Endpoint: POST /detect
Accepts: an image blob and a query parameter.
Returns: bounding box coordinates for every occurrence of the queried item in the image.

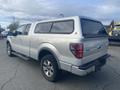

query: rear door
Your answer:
[80,18,108,64]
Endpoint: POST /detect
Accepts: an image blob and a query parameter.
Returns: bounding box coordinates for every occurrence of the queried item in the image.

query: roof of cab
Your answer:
[34,16,99,24]
[21,16,99,25]
[34,16,79,23]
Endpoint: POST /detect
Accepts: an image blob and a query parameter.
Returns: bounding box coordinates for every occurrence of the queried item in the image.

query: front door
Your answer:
[11,25,26,53]
[19,24,31,57]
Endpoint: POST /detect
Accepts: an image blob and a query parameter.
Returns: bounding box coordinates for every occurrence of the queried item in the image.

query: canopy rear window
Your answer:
[81,18,107,37]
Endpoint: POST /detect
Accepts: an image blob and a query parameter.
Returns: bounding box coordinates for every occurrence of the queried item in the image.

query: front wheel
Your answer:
[7,43,13,57]
[40,54,60,82]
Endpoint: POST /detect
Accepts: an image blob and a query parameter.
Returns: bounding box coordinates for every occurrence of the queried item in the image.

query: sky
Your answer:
[0,0,120,28]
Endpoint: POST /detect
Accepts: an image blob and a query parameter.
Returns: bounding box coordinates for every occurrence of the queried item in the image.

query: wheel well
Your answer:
[6,41,12,49]
[6,41,11,46]
[38,49,60,68]
[6,41,9,44]
[38,50,53,61]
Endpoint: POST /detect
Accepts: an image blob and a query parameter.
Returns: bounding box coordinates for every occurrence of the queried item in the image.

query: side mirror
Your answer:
[13,31,18,36]
[11,31,22,36]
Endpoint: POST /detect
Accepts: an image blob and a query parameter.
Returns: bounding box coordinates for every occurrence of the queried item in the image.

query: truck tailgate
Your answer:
[81,37,108,65]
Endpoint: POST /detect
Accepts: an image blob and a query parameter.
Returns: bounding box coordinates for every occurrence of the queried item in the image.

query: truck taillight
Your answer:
[70,43,84,59]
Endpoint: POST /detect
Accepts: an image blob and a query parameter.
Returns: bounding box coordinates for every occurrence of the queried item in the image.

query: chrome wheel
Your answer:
[43,60,54,77]
[41,54,60,82]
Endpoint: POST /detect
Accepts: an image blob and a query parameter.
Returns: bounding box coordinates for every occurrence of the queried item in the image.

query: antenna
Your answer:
[59,14,64,17]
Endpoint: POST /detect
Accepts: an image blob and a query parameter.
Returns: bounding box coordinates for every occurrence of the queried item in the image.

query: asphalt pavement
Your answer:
[0,39,120,90]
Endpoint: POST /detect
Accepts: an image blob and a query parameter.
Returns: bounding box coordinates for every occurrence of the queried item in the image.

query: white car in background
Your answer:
[1,31,9,38]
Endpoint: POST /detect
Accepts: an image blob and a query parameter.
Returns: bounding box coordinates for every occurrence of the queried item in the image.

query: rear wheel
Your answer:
[41,54,60,82]
[7,43,13,57]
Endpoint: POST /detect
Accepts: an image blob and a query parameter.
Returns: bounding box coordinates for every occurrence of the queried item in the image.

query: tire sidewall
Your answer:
[7,43,12,56]
[40,54,59,82]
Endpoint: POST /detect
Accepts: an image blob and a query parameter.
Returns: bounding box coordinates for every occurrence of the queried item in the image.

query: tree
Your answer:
[7,21,19,31]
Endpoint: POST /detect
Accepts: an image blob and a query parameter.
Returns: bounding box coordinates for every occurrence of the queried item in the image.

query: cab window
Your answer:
[17,24,31,35]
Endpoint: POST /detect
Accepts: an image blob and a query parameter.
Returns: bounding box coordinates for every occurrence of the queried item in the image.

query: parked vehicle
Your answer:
[112,30,120,36]
[1,31,9,38]
[6,16,109,82]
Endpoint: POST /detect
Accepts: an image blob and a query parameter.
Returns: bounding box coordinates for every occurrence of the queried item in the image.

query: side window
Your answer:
[51,20,74,34]
[16,24,31,35]
[34,22,52,33]
[23,24,31,35]
[17,25,26,35]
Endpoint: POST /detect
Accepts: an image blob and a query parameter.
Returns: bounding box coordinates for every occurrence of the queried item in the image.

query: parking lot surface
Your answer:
[0,39,120,90]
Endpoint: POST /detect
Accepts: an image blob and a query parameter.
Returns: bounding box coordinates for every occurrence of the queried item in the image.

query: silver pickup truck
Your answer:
[7,16,109,82]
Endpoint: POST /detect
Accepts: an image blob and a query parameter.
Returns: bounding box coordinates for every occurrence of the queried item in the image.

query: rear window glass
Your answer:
[35,22,52,33]
[51,20,74,34]
[81,18,107,37]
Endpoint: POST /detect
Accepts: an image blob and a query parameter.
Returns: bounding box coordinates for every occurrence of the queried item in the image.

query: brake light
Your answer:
[70,43,84,59]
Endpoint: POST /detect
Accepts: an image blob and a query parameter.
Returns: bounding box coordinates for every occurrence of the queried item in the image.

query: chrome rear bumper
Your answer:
[71,54,110,76]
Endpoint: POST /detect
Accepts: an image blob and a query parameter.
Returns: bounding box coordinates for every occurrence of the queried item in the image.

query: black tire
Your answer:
[40,54,60,82]
[7,43,13,57]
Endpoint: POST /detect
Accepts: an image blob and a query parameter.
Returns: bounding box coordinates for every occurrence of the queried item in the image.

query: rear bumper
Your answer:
[71,54,110,76]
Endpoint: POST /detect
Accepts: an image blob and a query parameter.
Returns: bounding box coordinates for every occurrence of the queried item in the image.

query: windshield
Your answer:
[81,18,107,38]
